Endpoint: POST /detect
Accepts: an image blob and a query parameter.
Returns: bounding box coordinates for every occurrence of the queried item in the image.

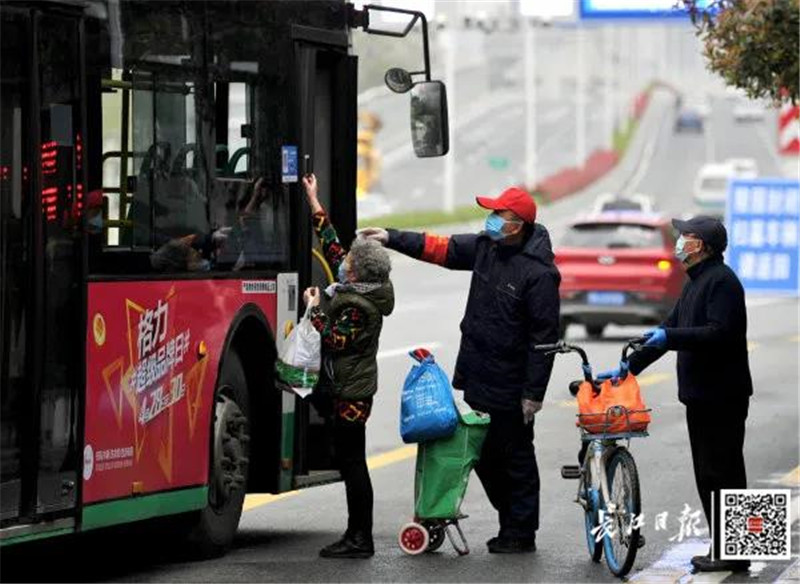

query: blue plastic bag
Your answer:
[400,351,458,444]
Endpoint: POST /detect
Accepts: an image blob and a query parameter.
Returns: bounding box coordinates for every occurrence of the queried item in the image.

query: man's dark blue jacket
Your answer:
[387,225,561,411]
[628,255,753,404]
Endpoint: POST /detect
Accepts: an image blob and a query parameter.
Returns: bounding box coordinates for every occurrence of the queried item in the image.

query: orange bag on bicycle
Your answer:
[575,374,651,434]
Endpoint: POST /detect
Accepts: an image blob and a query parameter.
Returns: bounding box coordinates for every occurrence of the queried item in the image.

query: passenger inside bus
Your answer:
[212,176,281,271]
[130,141,211,248]
[150,234,213,272]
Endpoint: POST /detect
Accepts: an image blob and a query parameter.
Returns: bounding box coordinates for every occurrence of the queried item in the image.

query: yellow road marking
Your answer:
[243,491,299,511]
[243,445,418,512]
[637,372,672,387]
[779,465,800,487]
[367,445,416,470]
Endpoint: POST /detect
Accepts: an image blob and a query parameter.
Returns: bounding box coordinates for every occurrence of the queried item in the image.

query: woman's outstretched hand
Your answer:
[301,174,323,214]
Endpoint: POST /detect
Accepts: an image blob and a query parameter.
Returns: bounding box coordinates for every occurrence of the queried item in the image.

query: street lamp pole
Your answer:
[576,22,587,167]
[604,25,615,151]
[442,26,456,213]
[524,17,538,189]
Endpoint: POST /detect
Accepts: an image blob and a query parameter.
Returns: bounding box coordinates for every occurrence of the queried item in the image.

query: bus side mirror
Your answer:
[410,80,449,158]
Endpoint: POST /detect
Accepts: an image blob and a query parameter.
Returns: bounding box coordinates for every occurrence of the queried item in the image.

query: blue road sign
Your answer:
[579,0,712,20]
[281,145,298,183]
[726,178,800,296]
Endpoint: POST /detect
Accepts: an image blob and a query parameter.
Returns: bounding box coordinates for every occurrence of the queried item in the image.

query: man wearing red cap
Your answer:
[361,186,561,553]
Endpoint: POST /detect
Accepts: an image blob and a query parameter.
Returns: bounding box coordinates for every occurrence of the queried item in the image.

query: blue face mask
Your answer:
[484,212,522,241]
[338,260,349,284]
[485,212,507,241]
[87,214,103,234]
[195,258,211,272]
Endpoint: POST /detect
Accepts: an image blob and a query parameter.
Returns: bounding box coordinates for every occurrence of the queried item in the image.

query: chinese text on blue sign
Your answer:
[726,178,800,295]
[281,145,298,183]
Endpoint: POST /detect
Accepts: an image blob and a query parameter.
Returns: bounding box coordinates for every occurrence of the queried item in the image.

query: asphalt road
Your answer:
[2,93,797,584]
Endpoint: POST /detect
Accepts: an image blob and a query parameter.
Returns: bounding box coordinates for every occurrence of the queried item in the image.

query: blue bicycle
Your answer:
[534,340,649,578]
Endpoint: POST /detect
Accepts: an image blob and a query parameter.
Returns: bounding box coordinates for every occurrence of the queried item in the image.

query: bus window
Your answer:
[90,14,291,275]
[99,73,211,257]
[211,178,290,271]
[100,69,138,247]
[127,74,211,259]
[208,62,290,271]
[222,82,251,178]
[1,8,31,522]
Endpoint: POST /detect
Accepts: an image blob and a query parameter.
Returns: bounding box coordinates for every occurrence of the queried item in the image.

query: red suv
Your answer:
[556,213,685,339]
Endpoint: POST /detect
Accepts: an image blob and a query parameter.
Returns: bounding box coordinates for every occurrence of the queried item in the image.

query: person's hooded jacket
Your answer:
[387,224,561,411]
[322,281,395,400]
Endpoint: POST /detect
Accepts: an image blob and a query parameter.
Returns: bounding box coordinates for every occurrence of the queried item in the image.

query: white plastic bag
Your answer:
[275,306,321,398]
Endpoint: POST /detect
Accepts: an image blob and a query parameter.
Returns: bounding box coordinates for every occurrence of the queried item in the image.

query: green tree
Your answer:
[682,0,799,103]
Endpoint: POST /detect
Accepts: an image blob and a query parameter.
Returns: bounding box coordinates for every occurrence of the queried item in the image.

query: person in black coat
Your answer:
[360,187,561,553]
[598,215,752,573]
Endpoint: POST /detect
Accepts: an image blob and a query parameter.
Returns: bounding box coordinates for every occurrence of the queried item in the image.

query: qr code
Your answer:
[721,489,791,560]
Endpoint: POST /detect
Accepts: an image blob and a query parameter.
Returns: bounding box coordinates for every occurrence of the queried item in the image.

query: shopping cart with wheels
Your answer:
[398,398,490,556]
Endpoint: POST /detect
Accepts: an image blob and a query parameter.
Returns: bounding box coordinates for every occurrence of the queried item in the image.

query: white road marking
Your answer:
[745,296,797,308]
[629,539,728,583]
[377,342,442,360]
[776,557,800,583]
[390,300,436,315]
[623,110,666,196]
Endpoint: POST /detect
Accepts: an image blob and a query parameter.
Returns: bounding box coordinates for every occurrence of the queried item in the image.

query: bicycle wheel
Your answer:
[602,447,641,578]
[582,464,603,562]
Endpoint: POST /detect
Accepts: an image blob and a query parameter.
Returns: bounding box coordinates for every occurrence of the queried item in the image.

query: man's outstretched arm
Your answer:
[360,227,479,271]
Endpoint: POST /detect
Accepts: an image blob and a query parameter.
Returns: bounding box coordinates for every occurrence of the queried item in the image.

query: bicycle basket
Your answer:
[575,375,651,434]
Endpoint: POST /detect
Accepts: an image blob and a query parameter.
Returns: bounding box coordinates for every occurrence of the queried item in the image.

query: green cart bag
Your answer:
[414,404,490,520]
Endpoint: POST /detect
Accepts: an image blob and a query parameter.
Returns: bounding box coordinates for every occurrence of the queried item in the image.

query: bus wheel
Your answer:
[187,352,250,558]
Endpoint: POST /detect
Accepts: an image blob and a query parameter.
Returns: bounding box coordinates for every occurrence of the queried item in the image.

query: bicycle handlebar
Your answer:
[621,337,647,362]
[533,337,648,390]
[533,341,592,382]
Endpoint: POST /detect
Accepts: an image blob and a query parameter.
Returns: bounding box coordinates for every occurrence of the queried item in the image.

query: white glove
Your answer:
[211,226,233,244]
[521,399,543,425]
[356,227,389,245]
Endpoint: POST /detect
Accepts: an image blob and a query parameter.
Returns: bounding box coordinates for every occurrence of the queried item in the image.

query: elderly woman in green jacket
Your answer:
[301,174,394,559]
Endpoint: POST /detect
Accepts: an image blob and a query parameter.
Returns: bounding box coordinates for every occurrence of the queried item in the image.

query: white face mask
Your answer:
[674,235,698,263]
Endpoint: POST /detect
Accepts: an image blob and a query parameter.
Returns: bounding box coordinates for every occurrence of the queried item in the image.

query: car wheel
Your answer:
[586,324,605,340]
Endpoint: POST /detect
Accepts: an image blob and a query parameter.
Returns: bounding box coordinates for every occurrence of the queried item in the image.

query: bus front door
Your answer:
[293,35,358,488]
[1,6,84,532]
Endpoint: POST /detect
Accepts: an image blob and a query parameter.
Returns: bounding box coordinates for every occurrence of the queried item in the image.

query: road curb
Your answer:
[537,89,674,236]
[561,88,674,206]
